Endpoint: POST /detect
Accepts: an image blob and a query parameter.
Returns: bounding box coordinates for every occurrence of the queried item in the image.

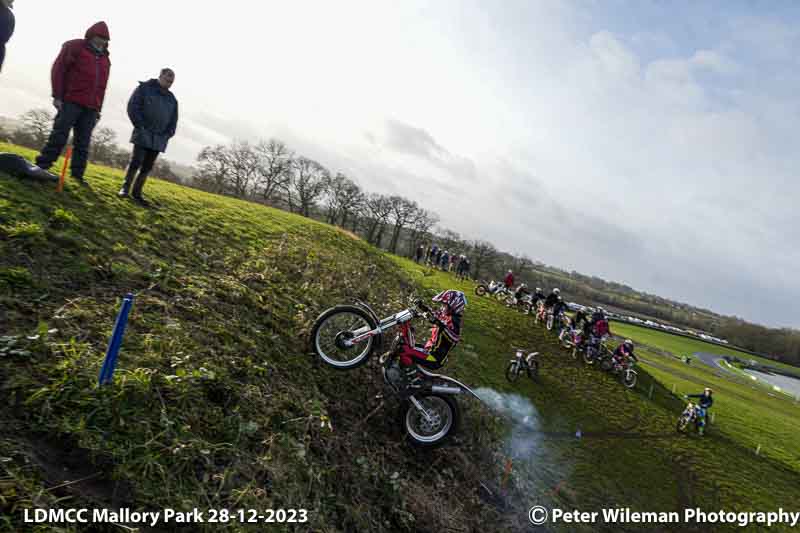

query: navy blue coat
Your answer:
[127,79,178,153]
[0,5,15,72]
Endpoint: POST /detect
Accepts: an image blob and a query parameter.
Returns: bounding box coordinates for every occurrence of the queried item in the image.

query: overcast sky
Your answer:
[1,1,798,329]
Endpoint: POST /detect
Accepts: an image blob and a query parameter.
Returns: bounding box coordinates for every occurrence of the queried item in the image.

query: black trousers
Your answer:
[122,145,159,196]
[36,101,99,179]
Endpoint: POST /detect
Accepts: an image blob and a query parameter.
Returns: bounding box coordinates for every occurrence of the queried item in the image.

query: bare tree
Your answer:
[469,240,499,280]
[16,109,54,148]
[388,196,418,254]
[363,193,393,247]
[406,208,439,256]
[195,144,231,194]
[254,139,293,205]
[227,140,260,197]
[91,127,119,165]
[288,157,330,217]
[324,173,364,227]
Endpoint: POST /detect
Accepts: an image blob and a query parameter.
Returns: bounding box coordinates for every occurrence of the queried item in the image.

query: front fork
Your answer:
[409,395,434,422]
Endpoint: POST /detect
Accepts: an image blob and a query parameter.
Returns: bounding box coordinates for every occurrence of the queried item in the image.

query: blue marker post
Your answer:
[98,293,134,386]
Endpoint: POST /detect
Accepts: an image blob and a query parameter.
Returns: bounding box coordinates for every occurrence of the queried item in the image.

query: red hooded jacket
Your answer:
[51,22,111,111]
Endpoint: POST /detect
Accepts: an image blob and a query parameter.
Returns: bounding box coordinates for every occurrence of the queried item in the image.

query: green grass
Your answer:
[2,142,799,532]
[613,321,800,375]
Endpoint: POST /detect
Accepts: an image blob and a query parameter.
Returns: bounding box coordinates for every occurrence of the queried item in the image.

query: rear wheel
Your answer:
[676,414,690,433]
[475,285,487,296]
[403,393,459,447]
[623,370,637,388]
[505,362,521,382]
[310,306,377,370]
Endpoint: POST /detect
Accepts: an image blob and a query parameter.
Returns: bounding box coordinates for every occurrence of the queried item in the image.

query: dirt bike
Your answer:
[475,280,506,298]
[580,334,610,365]
[505,349,539,383]
[309,299,484,447]
[505,293,533,313]
[600,355,638,388]
[676,402,702,434]
[534,301,546,324]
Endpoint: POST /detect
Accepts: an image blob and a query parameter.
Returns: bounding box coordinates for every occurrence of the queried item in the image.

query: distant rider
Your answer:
[513,283,530,302]
[612,339,638,366]
[684,388,714,436]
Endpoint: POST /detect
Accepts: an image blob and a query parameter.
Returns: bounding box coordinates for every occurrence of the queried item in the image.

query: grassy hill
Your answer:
[2,143,799,532]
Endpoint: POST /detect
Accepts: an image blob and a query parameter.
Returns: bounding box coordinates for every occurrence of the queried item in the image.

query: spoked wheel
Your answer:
[623,370,637,388]
[505,362,521,382]
[546,314,554,331]
[475,285,487,296]
[583,348,595,365]
[310,305,377,370]
[403,393,459,447]
[676,415,690,433]
[495,290,508,302]
[572,346,579,360]
[600,358,613,371]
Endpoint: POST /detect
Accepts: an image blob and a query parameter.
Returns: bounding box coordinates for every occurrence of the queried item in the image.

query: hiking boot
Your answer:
[73,175,88,186]
[132,195,150,207]
[118,188,129,198]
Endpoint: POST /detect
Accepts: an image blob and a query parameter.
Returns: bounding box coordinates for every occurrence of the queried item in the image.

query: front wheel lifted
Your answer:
[402,393,459,447]
[310,305,378,370]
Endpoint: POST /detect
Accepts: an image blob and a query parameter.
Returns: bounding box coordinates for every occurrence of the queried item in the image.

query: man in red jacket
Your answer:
[35,22,111,184]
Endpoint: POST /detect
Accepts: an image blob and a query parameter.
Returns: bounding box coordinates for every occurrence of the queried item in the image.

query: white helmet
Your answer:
[553,288,560,295]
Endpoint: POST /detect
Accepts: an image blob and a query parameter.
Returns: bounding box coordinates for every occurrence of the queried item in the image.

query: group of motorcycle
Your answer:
[308,282,699,447]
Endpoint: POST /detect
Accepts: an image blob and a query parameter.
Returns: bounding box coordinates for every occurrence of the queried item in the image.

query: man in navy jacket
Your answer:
[119,68,179,205]
[0,0,14,73]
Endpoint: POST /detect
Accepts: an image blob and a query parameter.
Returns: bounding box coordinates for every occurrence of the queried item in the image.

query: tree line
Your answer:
[3,109,798,366]
[0,109,183,184]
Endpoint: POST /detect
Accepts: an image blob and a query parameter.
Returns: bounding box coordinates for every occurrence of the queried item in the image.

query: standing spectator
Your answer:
[440,250,449,270]
[429,244,439,265]
[35,22,111,184]
[504,270,514,289]
[0,0,14,73]
[415,243,425,263]
[118,68,179,205]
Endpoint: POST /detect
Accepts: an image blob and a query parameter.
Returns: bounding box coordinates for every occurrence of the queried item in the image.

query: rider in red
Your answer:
[612,339,638,366]
[504,270,514,289]
[401,290,466,384]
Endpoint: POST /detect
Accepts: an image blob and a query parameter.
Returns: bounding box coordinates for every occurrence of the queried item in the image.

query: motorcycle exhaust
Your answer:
[431,385,463,395]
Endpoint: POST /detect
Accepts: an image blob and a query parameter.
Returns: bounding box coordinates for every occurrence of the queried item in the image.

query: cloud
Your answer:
[381,119,478,183]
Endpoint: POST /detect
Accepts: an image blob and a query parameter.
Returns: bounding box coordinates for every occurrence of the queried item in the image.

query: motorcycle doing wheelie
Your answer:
[505,348,539,383]
[309,298,483,447]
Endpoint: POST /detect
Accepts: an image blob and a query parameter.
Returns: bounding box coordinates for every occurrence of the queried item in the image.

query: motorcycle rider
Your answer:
[513,283,530,303]
[532,287,545,306]
[684,388,714,436]
[401,290,467,387]
[544,288,560,313]
[612,339,638,366]
[589,307,611,337]
[573,308,590,332]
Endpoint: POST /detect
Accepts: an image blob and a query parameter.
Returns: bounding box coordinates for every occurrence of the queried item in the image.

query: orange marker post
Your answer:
[57,146,73,192]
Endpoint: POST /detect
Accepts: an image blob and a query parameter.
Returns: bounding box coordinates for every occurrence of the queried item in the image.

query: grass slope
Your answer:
[1,143,798,532]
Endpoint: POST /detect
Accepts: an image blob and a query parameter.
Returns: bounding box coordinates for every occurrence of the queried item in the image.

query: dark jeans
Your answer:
[121,145,159,197]
[36,101,99,179]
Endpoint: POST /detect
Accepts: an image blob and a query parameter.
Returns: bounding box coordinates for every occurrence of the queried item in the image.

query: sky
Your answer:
[1,0,799,329]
